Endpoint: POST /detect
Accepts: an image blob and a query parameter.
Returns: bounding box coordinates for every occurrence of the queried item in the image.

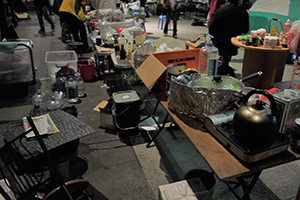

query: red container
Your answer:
[77,57,95,81]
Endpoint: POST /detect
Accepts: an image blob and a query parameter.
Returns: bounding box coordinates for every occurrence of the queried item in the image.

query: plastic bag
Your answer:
[288,20,300,54]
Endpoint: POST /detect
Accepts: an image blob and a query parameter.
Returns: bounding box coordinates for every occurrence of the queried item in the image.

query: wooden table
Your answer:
[158,99,300,199]
[129,53,300,199]
[231,37,289,89]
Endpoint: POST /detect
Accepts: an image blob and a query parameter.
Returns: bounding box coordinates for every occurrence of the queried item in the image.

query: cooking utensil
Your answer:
[232,89,277,146]
[189,71,262,92]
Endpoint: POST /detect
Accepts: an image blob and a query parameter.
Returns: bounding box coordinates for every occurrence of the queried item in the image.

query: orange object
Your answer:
[260,88,282,102]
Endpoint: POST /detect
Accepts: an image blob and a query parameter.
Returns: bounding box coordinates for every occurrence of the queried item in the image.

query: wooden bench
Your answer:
[185,41,198,49]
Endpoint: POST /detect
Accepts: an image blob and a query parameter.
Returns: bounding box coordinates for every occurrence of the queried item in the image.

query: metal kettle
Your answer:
[232,89,277,145]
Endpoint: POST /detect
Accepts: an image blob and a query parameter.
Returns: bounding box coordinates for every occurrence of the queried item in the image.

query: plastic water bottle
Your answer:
[207,43,219,76]
[56,72,67,96]
[29,104,46,117]
[74,71,85,98]
[133,26,143,46]
[283,19,291,34]
[46,93,63,110]
[32,89,47,110]
[65,76,79,103]
[199,34,219,76]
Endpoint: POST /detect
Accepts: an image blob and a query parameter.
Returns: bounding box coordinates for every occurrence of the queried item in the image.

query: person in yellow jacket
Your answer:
[59,0,92,53]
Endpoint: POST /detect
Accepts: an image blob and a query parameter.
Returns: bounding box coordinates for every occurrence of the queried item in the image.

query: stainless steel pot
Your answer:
[168,72,262,122]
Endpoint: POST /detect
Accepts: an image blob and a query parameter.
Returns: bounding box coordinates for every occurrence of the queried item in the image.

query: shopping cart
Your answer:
[0,39,36,97]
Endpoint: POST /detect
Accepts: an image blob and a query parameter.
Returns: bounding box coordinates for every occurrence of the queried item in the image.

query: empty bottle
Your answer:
[32,89,47,110]
[74,71,85,98]
[29,104,46,117]
[56,72,67,96]
[65,76,79,103]
[46,93,63,110]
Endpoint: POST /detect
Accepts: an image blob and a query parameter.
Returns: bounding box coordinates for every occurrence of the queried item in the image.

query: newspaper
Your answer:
[23,114,59,138]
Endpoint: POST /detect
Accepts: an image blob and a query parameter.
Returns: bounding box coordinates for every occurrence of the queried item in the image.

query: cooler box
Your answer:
[112,90,141,138]
[272,89,300,136]
[45,51,77,86]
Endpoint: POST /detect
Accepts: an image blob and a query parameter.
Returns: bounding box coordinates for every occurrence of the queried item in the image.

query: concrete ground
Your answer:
[1,10,300,200]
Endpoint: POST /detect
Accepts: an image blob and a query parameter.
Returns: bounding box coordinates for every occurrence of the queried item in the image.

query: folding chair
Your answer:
[0,116,91,200]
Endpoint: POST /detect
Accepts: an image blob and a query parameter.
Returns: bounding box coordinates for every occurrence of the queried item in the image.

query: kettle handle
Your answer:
[243,89,277,117]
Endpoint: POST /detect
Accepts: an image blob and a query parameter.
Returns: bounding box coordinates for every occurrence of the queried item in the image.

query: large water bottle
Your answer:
[74,71,85,98]
[65,76,79,103]
[32,89,47,110]
[199,33,219,76]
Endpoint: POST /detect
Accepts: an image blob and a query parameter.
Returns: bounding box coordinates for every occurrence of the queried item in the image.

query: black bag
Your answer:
[191,17,204,26]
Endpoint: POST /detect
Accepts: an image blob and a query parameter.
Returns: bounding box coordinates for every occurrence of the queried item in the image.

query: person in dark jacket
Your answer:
[0,0,19,40]
[34,0,55,34]
[209,0,249,77]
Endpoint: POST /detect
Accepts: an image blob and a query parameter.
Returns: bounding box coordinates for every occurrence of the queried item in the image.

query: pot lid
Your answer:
[189,75,244,92]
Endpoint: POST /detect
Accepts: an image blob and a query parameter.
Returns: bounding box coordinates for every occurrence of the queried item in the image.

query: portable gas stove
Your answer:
[204,111,290,163]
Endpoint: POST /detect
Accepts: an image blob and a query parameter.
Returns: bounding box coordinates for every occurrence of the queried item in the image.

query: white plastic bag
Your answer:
[288,20,300,54]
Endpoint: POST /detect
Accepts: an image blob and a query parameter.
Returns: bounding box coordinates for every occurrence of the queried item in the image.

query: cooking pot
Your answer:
[189,71,263,92]
[232,89,277,146]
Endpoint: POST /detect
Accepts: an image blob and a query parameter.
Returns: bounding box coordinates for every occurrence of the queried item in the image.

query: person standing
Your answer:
[34,0,55,34]
[161,0,178,39]
[59,0,92,53]
[0,0,19,40]
[52,0,72,43]
[209,0,249,77]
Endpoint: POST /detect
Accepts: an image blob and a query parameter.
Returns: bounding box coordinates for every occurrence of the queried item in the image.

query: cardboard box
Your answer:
[158,180,197,200]
[98,100,114,130]
[135,49,200,97]
[272,89,300,136]
[158,178,212,200]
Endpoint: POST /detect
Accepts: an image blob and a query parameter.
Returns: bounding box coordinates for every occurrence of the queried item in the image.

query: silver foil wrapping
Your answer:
[168,74,240,122]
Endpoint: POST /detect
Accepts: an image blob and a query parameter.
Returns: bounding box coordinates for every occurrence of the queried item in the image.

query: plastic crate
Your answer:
[45,50,78,86]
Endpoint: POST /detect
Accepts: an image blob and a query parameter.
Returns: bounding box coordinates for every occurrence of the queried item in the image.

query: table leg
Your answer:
[224,171,262,200]
[146,112,170,148]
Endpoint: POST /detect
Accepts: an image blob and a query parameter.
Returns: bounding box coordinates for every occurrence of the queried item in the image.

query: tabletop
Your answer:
[231,37,289,52]
[159,100,300,181]
[0,109,96,158]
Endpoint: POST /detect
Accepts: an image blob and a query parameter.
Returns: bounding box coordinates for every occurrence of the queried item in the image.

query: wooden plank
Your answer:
[185,41,198,49]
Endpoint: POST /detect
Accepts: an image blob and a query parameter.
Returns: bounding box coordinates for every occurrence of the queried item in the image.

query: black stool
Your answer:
[67,42,83,56]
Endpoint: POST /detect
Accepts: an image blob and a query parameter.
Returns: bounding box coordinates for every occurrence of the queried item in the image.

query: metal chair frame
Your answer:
[0,117,77,200]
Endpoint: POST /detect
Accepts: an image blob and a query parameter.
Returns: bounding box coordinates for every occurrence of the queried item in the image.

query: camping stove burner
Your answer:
[204,118,290,163]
